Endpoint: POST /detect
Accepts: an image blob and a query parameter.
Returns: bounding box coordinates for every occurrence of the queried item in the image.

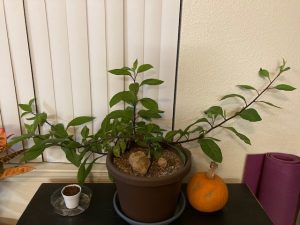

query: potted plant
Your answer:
[8,59,295,223]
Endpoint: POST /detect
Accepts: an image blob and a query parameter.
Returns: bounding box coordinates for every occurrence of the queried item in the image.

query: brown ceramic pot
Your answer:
[106,147,191,223]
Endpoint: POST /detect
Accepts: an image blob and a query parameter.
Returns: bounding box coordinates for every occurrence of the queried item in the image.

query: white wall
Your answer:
[176,0,300,180]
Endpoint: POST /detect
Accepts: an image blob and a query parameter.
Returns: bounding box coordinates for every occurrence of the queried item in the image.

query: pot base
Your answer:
[113,191,186,225]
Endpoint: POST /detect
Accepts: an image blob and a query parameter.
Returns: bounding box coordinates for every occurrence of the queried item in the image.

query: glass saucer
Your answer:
[50,185,92,216]
[113,191,186,225]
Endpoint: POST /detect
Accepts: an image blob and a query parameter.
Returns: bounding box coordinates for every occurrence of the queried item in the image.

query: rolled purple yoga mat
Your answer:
[243,153,300,225]
[243,154,265,196]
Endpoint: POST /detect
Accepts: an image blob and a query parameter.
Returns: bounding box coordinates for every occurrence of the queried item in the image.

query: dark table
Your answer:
[17,183,273,225]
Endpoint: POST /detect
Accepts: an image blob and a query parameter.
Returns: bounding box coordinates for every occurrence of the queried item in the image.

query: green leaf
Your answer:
[281,67,290,72]
[140,98,159,111]
[29,98,35,106]
[81,126,89,139]
[129,83,139,95]
[51,124,68,138]
[21,138,66,162]
[24,123,33,133]
[257,101,281,109]
[32,137,41,145]
[77,156,97,184]
[18,104,32,112]
[183,118,209,133]
[240,108,262,122]
[8,134,32,147]
[274,84,296,91]
[65,141,82,149]
[138,110,162,120]
[140,79,164,86]
[122,66,131,71]
[221,94,246,104]
[205,106,224,119]
[26,116,36,121]
[31,113,47,131]
[205,137,221,142]
[195,118,210,124]
[165,130,180,141]
[109,91,136,107]
[119,139,127,153]
[237,85,257,92]
[107,110,132,121]
[77,161,86,184]
[279,59,289,72]
[137,64,153,73]
[145,123,163,133]
[280,58,286,68]
[113,145,120,157]
[190,126,204,133]
[108,69,131,76]
[67,116,94,128]
[223,127,251,145]
[133,59,138,71]
[21,145,46,162]
[62,147,81,167]
[259,68,270,79]
[83,158,97,181]
[33,134,50,144]
[21,111,31,118]
[198,138,223,163]
[37,112,47,124]
[183,118,209,134]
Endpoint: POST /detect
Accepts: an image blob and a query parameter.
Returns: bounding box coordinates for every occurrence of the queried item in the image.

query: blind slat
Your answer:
[66,0,92,136]
[24,0,56,120]
[45,0,74,125]
[87,0,108,132]
[105,0,124,111]
[43,0,73,162]
[143,0,162,102]
[25,0,62,161]
[124,0,145,91]
[4,0,41,161]
[0,0,23,151]
[158,0,181,130]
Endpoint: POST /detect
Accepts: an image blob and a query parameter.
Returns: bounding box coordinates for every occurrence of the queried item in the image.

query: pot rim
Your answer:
[106,147,191,187]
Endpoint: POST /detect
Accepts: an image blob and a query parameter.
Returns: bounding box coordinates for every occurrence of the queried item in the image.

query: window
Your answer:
[0,0,181,163]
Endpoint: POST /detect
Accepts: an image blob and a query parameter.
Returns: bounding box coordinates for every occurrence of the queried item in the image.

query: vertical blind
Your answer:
[0,0,181,163]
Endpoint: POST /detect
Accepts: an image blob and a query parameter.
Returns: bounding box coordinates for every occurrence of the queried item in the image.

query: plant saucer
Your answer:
[113,191,186,225]
[50,185,92,216]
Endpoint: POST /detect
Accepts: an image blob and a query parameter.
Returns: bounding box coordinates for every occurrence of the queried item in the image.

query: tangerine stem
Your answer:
[207,161,218,179]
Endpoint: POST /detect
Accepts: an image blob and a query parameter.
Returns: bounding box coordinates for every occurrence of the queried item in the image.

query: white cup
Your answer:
[61,184,82,209]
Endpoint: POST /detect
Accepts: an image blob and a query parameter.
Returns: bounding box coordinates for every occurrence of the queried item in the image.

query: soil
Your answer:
[113,147,184,177]
[63,186,80,196]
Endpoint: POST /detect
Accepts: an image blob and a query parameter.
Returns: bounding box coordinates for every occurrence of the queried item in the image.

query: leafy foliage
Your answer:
[7,59,295,183]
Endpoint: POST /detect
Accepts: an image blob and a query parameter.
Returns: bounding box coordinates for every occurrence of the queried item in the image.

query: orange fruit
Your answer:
[187,171,229,212]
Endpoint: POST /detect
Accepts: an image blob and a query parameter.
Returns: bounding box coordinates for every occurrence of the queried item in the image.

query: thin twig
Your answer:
[176,69,283,144]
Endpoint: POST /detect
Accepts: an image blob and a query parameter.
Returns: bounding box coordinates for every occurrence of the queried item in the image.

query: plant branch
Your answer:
[176,69,283,144]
